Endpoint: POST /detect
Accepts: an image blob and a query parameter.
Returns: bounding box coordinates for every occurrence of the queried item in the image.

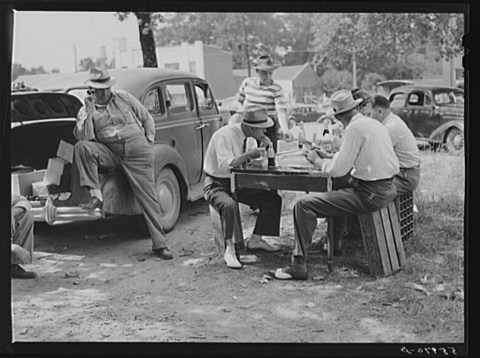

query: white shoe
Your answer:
[245,236,280,252]
[224,250,242,269]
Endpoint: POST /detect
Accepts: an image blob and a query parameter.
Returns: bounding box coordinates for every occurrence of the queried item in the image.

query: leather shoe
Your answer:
[154,247,173,260]
[224,251,242,269]
[11,265,38,279]
[245,236,280,252]
[274,265,308,280]
[80,197,103,211]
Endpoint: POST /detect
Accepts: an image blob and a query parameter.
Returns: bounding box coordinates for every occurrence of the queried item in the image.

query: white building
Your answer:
[115,40,237,100]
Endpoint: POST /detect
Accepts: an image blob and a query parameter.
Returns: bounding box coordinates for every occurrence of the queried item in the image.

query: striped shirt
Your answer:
[383,112,421,169]
[203,123,257,178]
[322,113,399,181]
[232,77,288,119]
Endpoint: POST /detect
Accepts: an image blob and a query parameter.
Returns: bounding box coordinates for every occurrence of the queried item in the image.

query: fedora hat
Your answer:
[241,106,274,128]
[253,55,280,72]
[84,67,117,89]
[330,90,363,115]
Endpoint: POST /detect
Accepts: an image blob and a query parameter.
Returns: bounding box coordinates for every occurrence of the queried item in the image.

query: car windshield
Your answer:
[433,90,464,105]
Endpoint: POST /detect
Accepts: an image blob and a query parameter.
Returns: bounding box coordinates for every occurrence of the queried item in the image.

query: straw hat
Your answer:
[241,106,274,128]
[84,67,117,89]
[253,55,280,71]
[330,90,363,115]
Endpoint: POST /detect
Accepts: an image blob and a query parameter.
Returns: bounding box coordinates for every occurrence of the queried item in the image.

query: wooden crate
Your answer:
[209,204,244,255]
[358,202,407,277]
[395,192,414,242]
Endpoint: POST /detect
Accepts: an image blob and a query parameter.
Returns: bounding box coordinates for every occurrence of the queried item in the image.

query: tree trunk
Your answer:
[135,12,158,68]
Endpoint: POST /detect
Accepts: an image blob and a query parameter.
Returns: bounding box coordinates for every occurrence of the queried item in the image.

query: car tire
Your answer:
[444,128,464,155]
[155,167,181,232]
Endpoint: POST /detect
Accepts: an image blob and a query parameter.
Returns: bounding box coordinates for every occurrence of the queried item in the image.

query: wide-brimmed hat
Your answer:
[330,90,363,115]
[253,55,280,72]
[241,106,274,128]
[84,67,117,89]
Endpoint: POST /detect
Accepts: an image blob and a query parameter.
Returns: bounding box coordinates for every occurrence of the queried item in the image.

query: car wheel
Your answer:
[444,128,464,155]
[155,167,181,232]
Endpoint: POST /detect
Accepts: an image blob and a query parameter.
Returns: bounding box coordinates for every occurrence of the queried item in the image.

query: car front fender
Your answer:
[429,120,463,143]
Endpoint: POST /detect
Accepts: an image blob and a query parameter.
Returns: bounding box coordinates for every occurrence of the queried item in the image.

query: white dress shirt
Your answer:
[322,113,399,181]
[383,112,421,169]
[203,123,257,178]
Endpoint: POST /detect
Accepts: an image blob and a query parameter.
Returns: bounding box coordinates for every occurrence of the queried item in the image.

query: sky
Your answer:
[12,11,141,73]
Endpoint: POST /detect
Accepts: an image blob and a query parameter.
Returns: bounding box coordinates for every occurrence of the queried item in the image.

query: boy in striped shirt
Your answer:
[231,55,293,154]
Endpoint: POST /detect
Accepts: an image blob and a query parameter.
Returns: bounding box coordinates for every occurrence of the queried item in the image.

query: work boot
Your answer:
[11,264,38,279]
[154,247,173,260]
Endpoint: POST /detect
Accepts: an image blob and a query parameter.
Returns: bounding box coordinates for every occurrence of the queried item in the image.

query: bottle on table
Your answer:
[322,129,333,153]
[298,121,306,149]
[267,144,276,167]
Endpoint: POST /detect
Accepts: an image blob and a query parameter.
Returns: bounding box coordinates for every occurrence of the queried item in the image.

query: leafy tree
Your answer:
[312,12,464,86]
[155,12,290,69]
[115,12,164,67]
[11,63,48,81]
[78,58,96,72]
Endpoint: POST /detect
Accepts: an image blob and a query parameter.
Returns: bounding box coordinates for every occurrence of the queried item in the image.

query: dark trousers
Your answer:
[74,137,168,251]
[204,175,282,249]
[292,177,397,258]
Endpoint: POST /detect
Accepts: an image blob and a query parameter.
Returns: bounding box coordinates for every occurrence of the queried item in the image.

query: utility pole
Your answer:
[73,45,78,73]
[241,14,251,77]
[352,51,357,89]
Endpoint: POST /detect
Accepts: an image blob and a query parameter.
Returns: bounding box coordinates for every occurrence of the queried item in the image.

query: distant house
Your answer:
[232,63,323,104]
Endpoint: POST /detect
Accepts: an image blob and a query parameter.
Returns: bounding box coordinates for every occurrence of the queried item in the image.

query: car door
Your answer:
[193,80,223,178]
[405,91,433,139]
[160,79,204,185]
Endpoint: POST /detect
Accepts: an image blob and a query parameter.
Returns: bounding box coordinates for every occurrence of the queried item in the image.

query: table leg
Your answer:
[327,217,334,272]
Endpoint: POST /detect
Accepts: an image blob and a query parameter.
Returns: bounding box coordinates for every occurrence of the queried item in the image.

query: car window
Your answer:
[433,90,464,105]
[390,93,407,108]
[165,83,194,114]
[143,87,165,116]
[194,82,216,115]
[407,92,425,106]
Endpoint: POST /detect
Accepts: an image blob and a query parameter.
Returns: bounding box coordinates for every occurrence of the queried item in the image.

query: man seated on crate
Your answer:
[203,106,282,269]
[274,89,399,280]
[11,193,38,279]
[73,67,173,260]
[370,95,421,196]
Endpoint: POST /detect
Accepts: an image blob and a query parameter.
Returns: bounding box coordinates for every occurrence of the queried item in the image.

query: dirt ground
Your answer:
[11,192,456,347]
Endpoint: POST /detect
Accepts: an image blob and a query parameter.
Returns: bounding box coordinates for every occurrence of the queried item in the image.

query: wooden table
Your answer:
[230,154,336,272]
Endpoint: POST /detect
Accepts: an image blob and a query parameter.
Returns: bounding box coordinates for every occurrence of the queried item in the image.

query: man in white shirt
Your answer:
[370,95,421,195]
[275,90,399,280]
[204,106,282,269]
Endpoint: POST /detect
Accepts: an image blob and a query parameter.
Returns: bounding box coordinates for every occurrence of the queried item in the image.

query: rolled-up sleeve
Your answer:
[322,126,361,177]
[73,107,89,140]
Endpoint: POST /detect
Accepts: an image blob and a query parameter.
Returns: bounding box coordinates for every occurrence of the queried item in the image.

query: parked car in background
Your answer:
[11,68,228,231]
[376,80,415,97]
[288,103,326,123]
[388,84,464,154]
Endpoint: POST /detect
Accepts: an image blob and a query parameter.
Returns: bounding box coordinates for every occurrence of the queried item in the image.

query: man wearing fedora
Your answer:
[351,88,373,117]
[275,90,399,280]
[203,106,283,269]
[73,67,173,260]
[231,54,293,156]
